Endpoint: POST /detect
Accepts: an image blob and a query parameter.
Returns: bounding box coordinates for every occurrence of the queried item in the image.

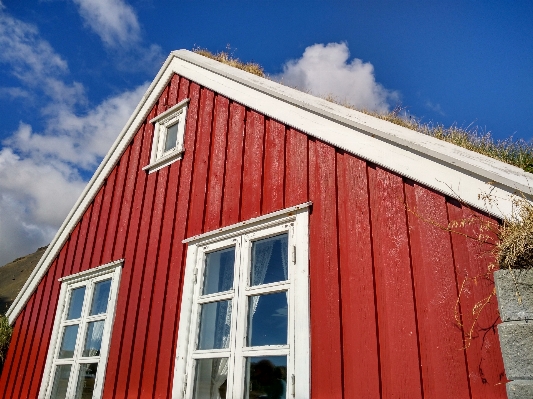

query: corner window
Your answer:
[39,260,122,399]
[173,203,311,399]
[143,98,189,174]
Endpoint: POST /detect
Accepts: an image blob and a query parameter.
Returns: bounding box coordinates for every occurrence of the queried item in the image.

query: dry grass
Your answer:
[355,106,533,173]
[0,314,12,372]
[497,197,533,270]
[193,47,264,77]
[192,49,533,173]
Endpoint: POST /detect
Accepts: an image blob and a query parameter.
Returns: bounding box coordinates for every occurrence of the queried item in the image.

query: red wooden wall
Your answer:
[0,74,507,399]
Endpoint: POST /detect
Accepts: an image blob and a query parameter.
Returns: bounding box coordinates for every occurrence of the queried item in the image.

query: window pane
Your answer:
[250,234,288,286]
[198,300,232,350]
[50,364,72,399]
[58,324,79,358]
[67,287,86,319]
[203,248,235,295]
[83,320,105,357]
[192,358,228,399]
[246,356,287,399]
[164,122,179,152]
[90,279,111,315]
[247,292,288,346]
[74,363,98,399]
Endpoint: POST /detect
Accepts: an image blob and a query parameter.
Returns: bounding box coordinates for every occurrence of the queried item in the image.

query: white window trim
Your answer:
[38,260,123,399]
[172,203,311,399]
[143,98,189,174]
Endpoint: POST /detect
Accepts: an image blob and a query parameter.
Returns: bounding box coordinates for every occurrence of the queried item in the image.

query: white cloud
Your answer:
[0,83,147,266]
[275,42,399,113]
[72,0,141,48]
[425,100,445,116]
[0,6,148,265]
[7,84,148,170]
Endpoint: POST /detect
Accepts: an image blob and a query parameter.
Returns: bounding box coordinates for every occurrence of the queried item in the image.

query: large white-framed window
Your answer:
[39,260,122,399]
[143,98,189,174]
[173,203,311,399]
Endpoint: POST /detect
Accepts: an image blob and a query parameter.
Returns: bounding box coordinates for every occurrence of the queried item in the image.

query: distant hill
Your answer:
[0,246,47,314]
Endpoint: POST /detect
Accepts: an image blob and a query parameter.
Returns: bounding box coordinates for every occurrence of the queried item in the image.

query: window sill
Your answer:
[143,150,184,174]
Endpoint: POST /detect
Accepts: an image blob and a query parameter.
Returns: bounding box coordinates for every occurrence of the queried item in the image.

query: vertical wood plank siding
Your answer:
[0,76,506,399]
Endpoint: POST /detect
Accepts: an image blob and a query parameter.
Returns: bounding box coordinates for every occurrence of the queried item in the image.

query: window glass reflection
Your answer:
[74,363,98,399]
[203,248,235,295]
[164,122,179,152]
[250,234,288,286]
[247,292,288,347]
[198,300,232,350]
[58,324,79,359]
[246,356,287,399]
[50,364,72,399]
[90,279,111,315]
[67,287,86,320]
[83,320,105,357]
[192,358,229,399]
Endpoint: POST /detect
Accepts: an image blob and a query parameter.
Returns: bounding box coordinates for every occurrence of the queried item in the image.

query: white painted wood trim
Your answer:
[183,202,312,244]
[38,261,122,399]
[8,48,532,326]
[172,206,311,399]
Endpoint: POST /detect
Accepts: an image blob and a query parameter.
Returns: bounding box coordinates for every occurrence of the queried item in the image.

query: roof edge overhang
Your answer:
[7,50,532,325]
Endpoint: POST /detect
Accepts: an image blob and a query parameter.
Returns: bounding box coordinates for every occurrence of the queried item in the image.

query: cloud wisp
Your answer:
[275,42,399,113]
[0,7,148,265]
[72,0,140,48]
[70,0,164,72]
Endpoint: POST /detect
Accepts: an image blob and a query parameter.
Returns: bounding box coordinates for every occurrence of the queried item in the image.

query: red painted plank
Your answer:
[0,315,21,394]
[308,139,343,398]
[127,88,170,398]
[336,152,381,399]
[447,200,506,398]
[70,202,94,276]
[2,295,36,399]
[91,167,117,267]
[204,94,230,231]
[262,118,285,214]
[241,109,265,221]
[221,102,245,226]
[80,188,105,272]
[124,168,162,398]
[102,145,131,263]
[103,117,152,399]
[367,166,423,399]
[404,182,471,398]
[143,138,182,398]
[17,258,56,398]
[112,109,157,399]
[112,121,150,260]
[158,79,200,398]
[166,74,180,109]
[186,87,215,238]
[284,127,308,207]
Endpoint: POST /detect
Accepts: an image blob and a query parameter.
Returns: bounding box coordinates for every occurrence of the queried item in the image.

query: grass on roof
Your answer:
[192,48,533,173]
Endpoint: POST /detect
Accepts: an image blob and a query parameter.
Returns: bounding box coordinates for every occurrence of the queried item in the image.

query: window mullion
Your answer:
[230,236,250,399]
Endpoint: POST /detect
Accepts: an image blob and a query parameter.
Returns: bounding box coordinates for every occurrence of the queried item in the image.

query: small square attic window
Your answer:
[143,98,189,174]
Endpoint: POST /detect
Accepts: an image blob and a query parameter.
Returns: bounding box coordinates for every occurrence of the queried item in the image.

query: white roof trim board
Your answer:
[7,50,532,324]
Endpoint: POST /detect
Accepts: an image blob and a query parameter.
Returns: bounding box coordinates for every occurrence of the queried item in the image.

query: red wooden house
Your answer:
[2,50,530,399]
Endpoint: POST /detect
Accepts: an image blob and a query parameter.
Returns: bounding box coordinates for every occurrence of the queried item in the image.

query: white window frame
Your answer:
[172,203,311,399]
[38,260,123,399]
[143,98,189,174]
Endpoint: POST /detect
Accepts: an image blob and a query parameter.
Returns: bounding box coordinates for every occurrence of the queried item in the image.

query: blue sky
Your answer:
[0,0,532,265]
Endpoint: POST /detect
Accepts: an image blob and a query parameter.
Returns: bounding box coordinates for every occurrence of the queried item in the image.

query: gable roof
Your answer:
[7,50,532,324]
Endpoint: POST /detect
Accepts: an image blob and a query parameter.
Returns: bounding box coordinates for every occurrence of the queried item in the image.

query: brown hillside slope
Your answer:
[0,246,47,314]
